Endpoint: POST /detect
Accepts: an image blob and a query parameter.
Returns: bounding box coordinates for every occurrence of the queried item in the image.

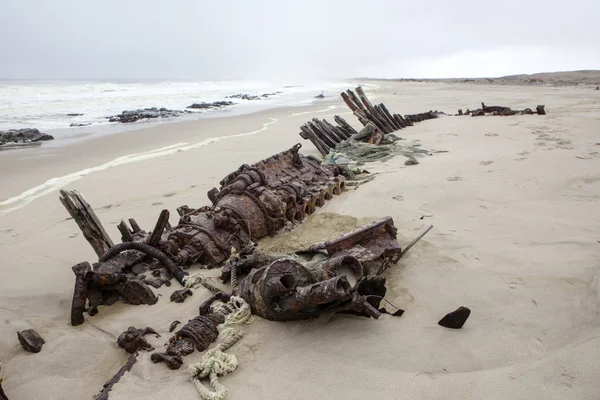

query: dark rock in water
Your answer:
[186,100,234,110]
[117,326,160,353]
[315,93,325,99]
[70,123,91,127]
[67,113,84,117]
[438,306,471,329]
[170,288,193,303]
[17,329,45,353]
[226,93,261,101]
[0,128,54,146]
[108,107,184,123]
[226,91,282,101]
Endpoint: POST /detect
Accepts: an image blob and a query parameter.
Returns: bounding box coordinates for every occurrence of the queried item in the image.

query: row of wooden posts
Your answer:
[299,86,442,156]
[298,117,357,157]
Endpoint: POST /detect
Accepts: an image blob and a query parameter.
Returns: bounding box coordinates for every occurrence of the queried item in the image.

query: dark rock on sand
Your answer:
[67,113,84,117]
[186,100,234,110]
[108,107,185,123]
[0,128,54,146]
[70,123,91,127]
[471,109,485,117]
[17,329,45,353]
[438,306,471,329]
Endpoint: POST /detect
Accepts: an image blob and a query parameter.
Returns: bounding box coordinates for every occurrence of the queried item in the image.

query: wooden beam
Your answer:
[59,190,114,257]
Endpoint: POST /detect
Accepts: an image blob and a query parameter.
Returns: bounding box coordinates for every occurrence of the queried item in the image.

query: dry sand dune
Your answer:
[1,79,599,399]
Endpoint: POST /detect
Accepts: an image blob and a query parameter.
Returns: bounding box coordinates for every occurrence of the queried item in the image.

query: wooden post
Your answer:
[148,209,170,246]
[347,89,367,113]
[317,119,345,142]
[375,104,399,131]
[308,121,339,147]
[393,114,406,128]
[301,125,332,154]
[117,221,134,242]
[334,115,358,135]
[354,87,393,134]
[59,190,114,257]
[380,104,401,130]
[351,123,376,141]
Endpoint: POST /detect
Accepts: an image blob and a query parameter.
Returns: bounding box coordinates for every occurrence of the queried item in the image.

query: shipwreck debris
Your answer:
[95,353,138,400]
[117,326,160,353]
[170,288,193,303]
[438,306,471,329]
[232,217,405,321]
[63,143,350,325]
[169,320,181,333]
[301,86,442,156]
[461,102,546,117]
[17,329,45,353]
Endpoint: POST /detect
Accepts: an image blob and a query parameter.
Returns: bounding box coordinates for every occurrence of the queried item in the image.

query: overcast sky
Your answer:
[1,0,598,80]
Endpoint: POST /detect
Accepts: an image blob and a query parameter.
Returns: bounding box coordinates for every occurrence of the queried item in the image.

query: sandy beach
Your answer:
[1,79,599,399]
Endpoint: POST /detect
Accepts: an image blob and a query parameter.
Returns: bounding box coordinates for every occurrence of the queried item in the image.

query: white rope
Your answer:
[210,296,254,328]
[188,296,253,400]
[185,273,221,294]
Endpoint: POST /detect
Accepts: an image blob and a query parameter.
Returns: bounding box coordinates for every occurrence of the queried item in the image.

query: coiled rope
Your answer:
[188,296,253,400]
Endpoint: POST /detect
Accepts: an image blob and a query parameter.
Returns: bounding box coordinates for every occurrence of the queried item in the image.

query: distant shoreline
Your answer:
[357,70,600,88]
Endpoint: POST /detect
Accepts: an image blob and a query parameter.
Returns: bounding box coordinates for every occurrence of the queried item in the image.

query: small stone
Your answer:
[438,306,471,329]
[405,155,419,166]
[17,329,45,353]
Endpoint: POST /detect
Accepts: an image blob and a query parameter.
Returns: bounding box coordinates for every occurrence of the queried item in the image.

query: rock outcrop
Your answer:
[226,91,282,101]
[0,128,54,146]
[186,100,234,110]
[108,108,186,123]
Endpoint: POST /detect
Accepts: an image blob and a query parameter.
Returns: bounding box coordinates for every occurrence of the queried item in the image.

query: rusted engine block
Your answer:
[224,217,404,321]
[65,144,348,325]
[168,143,346,267]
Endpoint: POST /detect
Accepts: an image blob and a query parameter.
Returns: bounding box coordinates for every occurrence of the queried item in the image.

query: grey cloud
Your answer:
[1,0,598,79]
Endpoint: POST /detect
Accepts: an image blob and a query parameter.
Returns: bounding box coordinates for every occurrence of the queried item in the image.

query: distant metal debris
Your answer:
[459,103,546,116]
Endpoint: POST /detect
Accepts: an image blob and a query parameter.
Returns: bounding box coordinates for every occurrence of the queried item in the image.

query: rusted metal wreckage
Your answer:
[459,102,546,116]
[299,86,442,156]
[63,143,358,326]
[150,217,428,370]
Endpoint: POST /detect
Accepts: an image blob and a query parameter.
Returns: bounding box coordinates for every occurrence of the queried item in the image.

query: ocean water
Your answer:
[0,79,353,140]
